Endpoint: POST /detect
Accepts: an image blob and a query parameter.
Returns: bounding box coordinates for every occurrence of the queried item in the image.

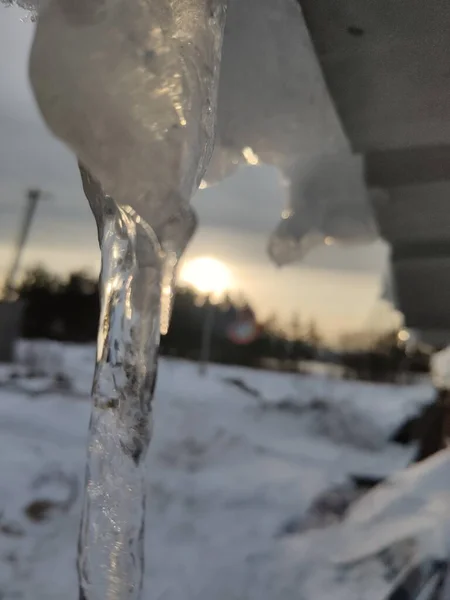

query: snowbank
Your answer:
[0,342,435,599]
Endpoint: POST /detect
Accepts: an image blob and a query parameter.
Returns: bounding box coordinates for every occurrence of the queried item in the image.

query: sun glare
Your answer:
[179,257,231,299]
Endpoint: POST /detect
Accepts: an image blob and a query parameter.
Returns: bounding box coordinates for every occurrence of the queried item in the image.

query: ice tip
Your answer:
[267,217,324,267]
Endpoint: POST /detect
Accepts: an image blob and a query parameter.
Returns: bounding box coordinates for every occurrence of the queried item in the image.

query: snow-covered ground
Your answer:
[0,341,442,599]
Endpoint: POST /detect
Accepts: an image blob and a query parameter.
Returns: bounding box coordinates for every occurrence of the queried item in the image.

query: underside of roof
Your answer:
[299,0,450,338]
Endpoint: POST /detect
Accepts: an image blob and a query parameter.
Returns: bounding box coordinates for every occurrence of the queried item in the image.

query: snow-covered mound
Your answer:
[0,342,436,599]
[299,450,450,600]
[219,361,432,450]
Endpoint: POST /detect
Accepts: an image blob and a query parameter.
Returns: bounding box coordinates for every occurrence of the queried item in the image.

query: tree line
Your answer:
[14,266,430,380]
[15,267,317,367]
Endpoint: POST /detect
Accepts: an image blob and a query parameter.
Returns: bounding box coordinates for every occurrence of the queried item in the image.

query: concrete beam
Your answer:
[299,0,450,154]
[366,146,450,188]
[299,1,450,339]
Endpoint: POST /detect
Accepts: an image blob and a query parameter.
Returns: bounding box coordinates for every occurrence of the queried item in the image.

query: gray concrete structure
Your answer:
[299,0,450,341]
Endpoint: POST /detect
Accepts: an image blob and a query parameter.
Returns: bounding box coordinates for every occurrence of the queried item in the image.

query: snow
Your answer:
[0,341,440,599]
[431,346,450,390]
[300,450,450,600]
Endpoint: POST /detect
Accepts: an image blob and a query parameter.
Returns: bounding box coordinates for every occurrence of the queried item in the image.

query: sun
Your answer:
[179,257,231,299]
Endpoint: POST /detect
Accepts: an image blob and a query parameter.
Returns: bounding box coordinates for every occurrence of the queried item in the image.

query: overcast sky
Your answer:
[0,6,398,341]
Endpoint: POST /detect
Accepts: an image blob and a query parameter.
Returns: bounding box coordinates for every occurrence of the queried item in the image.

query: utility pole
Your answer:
[0,188,47,362]
[198,299,215,376]
[2,189,44,300]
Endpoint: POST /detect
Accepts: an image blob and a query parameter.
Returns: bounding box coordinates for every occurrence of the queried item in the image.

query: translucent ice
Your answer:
[29,3,227,599]
[29,0,227,228]
[25,0,378,265]
[80,163,197,335]
[77,195,160,600]
[268,154,378,265]
[204,0,378,263]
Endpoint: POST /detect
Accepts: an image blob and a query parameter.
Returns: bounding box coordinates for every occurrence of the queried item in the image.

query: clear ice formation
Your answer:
[77,189,160,600]
[205,0,378,263]
[267,154,378,265]
[28,1,227,599]
[25,0,378,269]
[78,165,196,600]
[29,0,227,229]
[76,178,197,598]
[3,0,381,597]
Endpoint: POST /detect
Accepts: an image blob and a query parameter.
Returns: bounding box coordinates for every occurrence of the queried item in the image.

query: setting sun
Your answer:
[179,257,232,299]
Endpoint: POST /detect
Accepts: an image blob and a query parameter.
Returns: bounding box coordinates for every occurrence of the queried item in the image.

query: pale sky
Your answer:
[0,6,399,341]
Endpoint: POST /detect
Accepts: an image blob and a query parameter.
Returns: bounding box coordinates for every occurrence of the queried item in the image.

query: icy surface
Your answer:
[29,0,227,228]
[0,342,437,599]
[206,0,378,263]
[77,164,197,599]
[23,0,377,265]
[302,451,450,600]
[77,200,162,600]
